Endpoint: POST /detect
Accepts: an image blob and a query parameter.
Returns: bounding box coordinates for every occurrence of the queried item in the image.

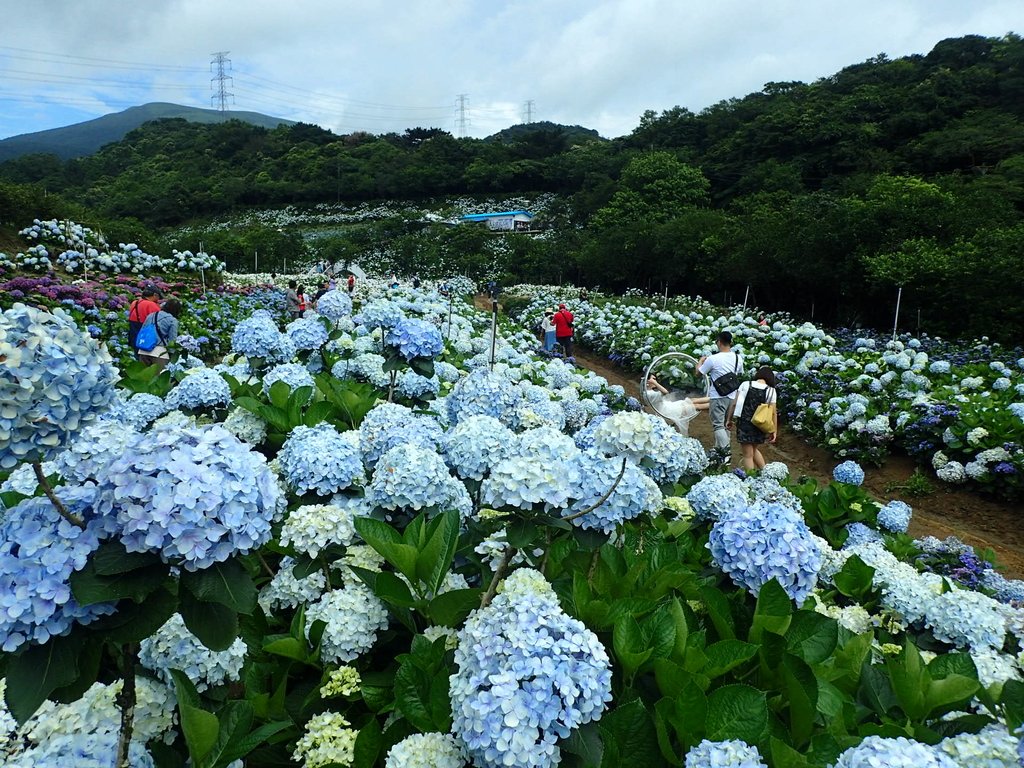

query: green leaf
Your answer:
[887,640,928,721]
[667,597,690,662]
[428,588,482,627]
[87,586,177,644]
[263,636,308,662]
[641,607,677,661]
[786,611,839,664]
[303,400,336,427]
[749,579,793,644]
[180,558,257,614]
[70,560,169,605]
[698,585,735,640]
[92,540,163,575]
[783,653,818,748]
[393,654,451,732]
[180,586,239,651]
[199,700,254,768]
[703,640,759,679]
[705,684,768,743]
[4,633,83,723]
[613,616,653,678]
[1001,679,1024,730]
[354,517,419,582]
[416,509,461,595]
[563,721,605,768]
[833,555,876,600]
[353,716,383,768]
[268,380,292,409]
[598,699,661,768]
[770,737,812,768]
[171,670,220,764]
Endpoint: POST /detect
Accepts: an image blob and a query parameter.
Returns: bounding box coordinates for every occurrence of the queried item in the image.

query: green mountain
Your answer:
[0,102,295,162]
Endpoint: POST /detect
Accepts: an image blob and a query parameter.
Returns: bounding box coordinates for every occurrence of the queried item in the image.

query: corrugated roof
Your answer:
[460,210,534,220]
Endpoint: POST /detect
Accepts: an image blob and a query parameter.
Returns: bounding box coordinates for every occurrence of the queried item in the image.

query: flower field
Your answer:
[3,273,1024,767]
[512,290,1024,501]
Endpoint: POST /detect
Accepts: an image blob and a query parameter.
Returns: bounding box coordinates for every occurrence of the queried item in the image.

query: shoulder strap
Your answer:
[152,311,168,345]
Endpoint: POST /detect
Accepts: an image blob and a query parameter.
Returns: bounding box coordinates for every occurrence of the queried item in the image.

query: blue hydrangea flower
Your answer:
[316,289,353,321]
[833,460,865,486]
[877,500,912,533]
[831,736,957,768]
[565,451,663,534]
[687,474,751,522]
[100,392,168,430]
[443,414,517,481]
[360,403,446,468]
[286,316,330,351]
[924,588,1007,650]
[447,368,522,427]
[368,444,470,515]
[386,317,444,361]
[396,370,440,400]
[165,368,232,411]
[279,424,364,496]
[358,299,406,330]
[684,739,768,768]
[708,500,823,605]
[231,314,281,358]
[267,331,297,363]
[434,360,461,383]
[0,484,116,651]
[450,569,612,768]
[54,420,139,482]
[936,723,1019,767]
[482,431,583,512]
[139,613,246,691]
[263,362,316,400]
[843,522,884,548]
[92,423,283,571]
[0,304,119,469]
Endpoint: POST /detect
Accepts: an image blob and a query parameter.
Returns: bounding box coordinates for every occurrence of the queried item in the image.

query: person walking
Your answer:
[137,298,181,370]
[285,280,300,319]
[697,331,744,465]
[127,284,162,357]
[552,303,574,357]
[541,309,556,352]
[727,367,778,470]
[347,274,356,294]
[296,285,308,315]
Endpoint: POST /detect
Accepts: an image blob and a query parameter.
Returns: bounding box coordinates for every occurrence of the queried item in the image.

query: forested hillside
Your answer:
[3,33,1024,339]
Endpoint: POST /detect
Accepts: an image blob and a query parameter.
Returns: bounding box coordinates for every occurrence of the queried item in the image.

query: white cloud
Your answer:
[1,0,1023,139]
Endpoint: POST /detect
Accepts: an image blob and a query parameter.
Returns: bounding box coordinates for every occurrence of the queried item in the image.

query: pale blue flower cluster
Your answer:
[443,415,517,481]
[924,588,1007,650]
[483,429,582,511]
[0,304,118,469]
[686,474,752,522]
[435,360,461,383]
[708,500,823,605]
[447,368,522,427]
[385,732,466,768]
[513,397,566,431]
[101,392,167,430]
[139,613,247,691]
[936,724,1019,768]
[565,451,663,534]
[369,444,470,515]
[760,462,790,482]
[386,317,444,360]
[316,289,353,321]
[397,370,441,400]
[286,316,330,351]
[259,556,327,613]
[263,362,316,399]
[591,411,663,461]
[231,314,281,358]
[0,485,115,651]
[165,368,232,411]
[54,420,139,482]
[360,403,445,468]
[450,569,612,768]
[93,423,283,571]
[843,522,884,548]
[305,582,389,664]
[643,424,709,485]
[830,736,957,768]
[833,460,865,486]
[278,424,364,496]
[684,739,768,768]
[358,299,406,330]
[877,500,912,533]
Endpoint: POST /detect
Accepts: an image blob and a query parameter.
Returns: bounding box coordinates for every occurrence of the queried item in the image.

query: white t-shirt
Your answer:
[698,350,744,400]
[733,380,775,420]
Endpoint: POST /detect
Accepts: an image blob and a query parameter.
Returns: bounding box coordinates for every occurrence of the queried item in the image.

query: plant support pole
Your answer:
[115,646,139,768]
[892,285,903,342]
[488,298,498,370]
[742,285,750,311]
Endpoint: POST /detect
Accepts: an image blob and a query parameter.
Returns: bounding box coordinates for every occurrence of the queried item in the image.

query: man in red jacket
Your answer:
[128,285,162,356]
[552,303,575,357]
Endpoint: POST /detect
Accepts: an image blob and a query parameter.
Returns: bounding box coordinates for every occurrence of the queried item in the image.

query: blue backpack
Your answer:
[135,315,165,352]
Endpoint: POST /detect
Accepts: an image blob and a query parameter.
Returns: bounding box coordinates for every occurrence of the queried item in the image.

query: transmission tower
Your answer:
[455,94,470,137]
[210,51,234,112]
[523,100,535,124]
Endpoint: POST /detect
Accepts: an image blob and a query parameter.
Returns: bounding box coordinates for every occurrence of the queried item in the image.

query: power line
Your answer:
[0,44,205,72]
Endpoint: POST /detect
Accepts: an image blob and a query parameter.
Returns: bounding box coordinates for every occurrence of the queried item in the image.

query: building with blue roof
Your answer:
[460,210,535,232]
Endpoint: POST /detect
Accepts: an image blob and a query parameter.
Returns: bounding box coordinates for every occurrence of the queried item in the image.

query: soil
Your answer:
[571,349,1024,578]
[476,295,1024,576]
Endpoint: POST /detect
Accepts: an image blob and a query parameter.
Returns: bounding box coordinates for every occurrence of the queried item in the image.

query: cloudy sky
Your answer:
[2,0,1023,141]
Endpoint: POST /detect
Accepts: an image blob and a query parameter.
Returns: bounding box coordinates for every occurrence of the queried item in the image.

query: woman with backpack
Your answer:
[726,366,778,471]
[136,298,182,370]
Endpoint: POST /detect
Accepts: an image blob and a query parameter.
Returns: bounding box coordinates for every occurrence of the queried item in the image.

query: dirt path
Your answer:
[571,349,1024,578]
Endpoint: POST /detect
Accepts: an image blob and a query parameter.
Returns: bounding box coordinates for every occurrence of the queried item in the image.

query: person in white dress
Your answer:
[645,376,711,436]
